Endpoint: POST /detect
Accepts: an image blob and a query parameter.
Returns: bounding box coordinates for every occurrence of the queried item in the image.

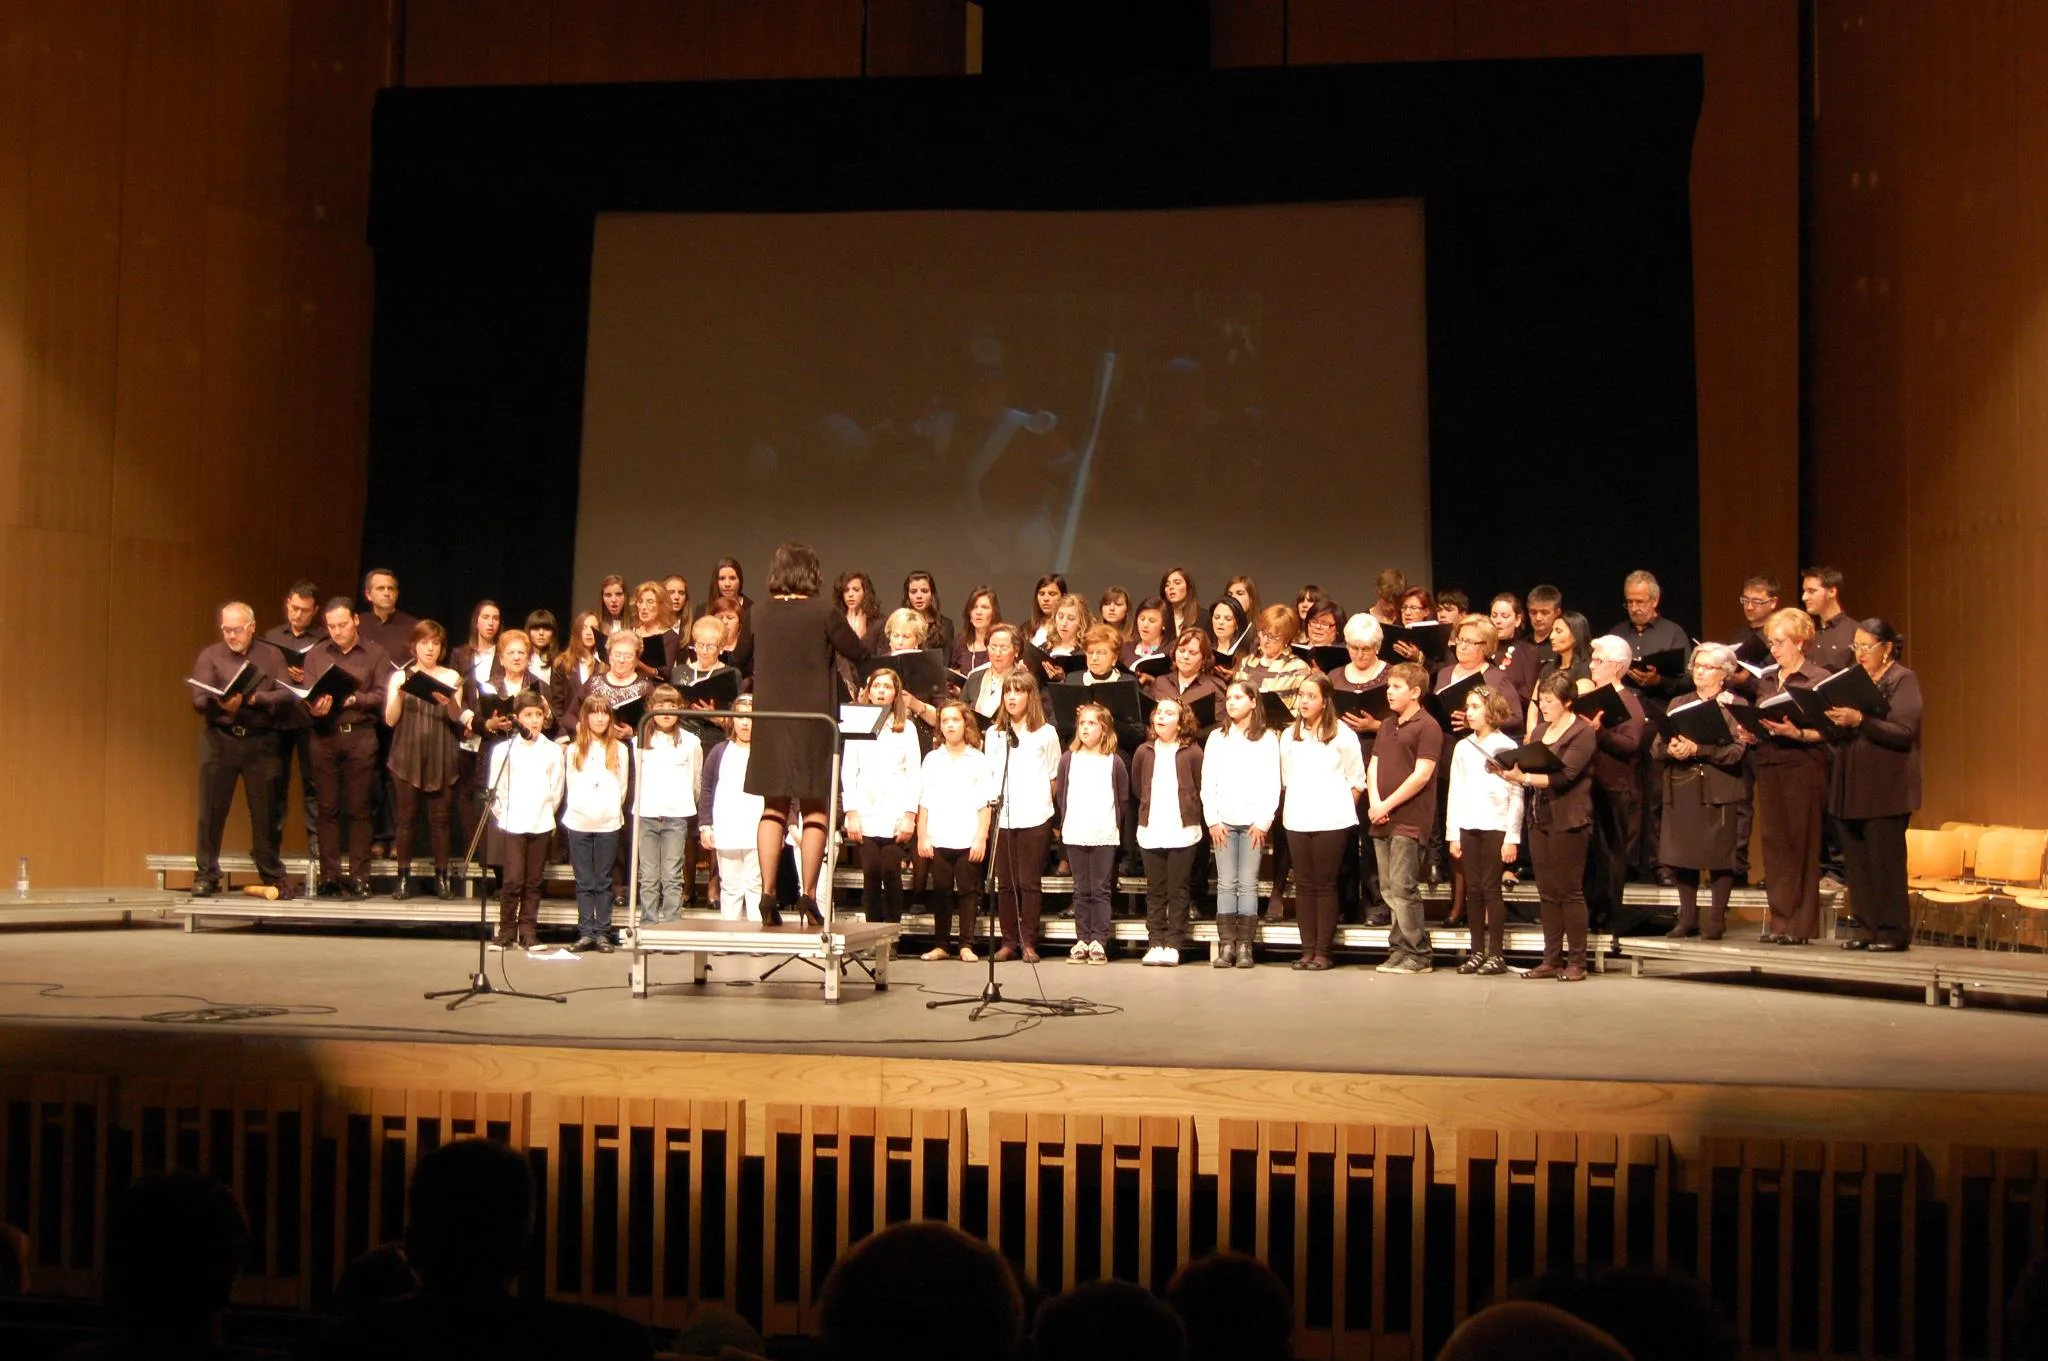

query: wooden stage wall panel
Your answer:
[1811,1,2048,827]
[6,1036,2048,1356]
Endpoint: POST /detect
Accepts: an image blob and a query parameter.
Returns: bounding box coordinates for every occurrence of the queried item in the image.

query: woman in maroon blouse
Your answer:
[1498,672,1599,981]
[1827,619,1923,952]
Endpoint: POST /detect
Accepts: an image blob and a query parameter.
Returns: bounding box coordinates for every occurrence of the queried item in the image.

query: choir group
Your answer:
[188,554,1924,974]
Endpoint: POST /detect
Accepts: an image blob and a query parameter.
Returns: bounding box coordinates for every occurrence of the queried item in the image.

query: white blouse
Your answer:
[1444,731,1524,842]
[633,729,703,819]
[843,722,922,832]
[1060,751,1121,847]
[986,722,1061,830]
[488,736,565,837]
[1200,725,1282,831]
[1278,727,1367,833]
[561,741,628,833]
[919,744,995,849]
[708,744,763,848]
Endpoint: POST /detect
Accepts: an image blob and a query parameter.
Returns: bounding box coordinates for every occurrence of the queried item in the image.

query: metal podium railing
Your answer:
[624,705,845,942]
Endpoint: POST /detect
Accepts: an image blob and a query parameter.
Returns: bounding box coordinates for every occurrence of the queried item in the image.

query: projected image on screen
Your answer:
[578,205,1427,617]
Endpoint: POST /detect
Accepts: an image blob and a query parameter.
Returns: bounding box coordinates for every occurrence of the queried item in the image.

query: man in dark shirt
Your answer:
[1605,570,1692,884]
[1368,663,1443,974]
[356,568,417,857]
[306,598,392,897]
[1721,574,1782,883]
[1524,584,1564,659]
[261,579,326,867]
[188,603,297,896]
[1803,565,1856,674]
[1803,565,1855,888]
[318,1139,652,1361]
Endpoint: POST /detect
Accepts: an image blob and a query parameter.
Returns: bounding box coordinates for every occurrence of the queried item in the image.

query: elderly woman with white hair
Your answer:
[1584,635,1650,926]
[1648,642,1752,938]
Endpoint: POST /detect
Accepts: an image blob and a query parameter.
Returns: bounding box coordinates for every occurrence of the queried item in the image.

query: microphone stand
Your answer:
[928,726,1071,1020]
[427,726,567,1009]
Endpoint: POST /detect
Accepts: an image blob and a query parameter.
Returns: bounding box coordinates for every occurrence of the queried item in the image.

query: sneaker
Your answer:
[1374,958,1405,973]
[1086,941,1107,965]
[1068,941,1090,964]
[1391,956,1433,974]
[920,947,952,962]
[1141,946,1165,966]
[960,946,979,963]
[1159,947,1179,967]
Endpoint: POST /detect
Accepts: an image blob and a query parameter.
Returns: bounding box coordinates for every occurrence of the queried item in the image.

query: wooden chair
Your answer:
[1981,828,2048,951]
[1938,821,1994,880]
[1910,827,1985,945]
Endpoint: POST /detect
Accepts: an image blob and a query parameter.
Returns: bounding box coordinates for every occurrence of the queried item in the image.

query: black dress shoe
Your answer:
[316,880,344,899]
[347,879,374,899]
[1839,938,1868,950]
[189,877,221,899]
[433,873,455,901]
[1655,866,1679,887]
[391,873,413,901]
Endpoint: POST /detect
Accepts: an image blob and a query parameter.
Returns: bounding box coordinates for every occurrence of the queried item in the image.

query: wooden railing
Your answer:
[3,1072,2042,1358]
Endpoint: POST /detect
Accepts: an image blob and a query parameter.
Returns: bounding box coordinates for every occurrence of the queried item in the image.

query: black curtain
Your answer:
[365,59,1703,632]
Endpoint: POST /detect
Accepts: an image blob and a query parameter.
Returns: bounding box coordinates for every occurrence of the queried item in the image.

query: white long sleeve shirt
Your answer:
[633,729,703,819]
[919,744,995,850]
[488,735,566,836]
[986,722,1061,830]
[561,740,628,833]
[843,722,922,832]
[1444,730,1524,843]
[708,743,765,849]
[1060,752,1121,847]
[1278,727,1367,833]
[1200,725,1282,831]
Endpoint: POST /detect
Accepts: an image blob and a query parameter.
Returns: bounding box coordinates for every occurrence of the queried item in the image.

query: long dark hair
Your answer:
[835,570,881,626]
[903,571,945,635]
[766,542,822,597]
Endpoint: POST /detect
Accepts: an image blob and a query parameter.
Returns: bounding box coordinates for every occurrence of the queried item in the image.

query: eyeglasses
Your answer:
[1850,641,1884,654]
[1738,596,1775,608]
[1454,637,1485,648]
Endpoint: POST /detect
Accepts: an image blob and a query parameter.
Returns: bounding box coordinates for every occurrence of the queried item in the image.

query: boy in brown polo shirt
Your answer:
[1368,662,1443,973]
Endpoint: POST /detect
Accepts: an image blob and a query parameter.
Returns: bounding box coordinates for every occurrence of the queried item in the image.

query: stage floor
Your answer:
[2,924,2044,1093]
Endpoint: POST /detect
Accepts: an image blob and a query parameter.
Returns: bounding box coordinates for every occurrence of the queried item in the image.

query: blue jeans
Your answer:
[637,815,687,921]
[567,828,619,940]
[1373,832,1430,963]
[1214,825,1261,917]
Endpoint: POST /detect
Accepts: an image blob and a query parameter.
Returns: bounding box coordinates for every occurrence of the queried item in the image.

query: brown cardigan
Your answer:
[1531,716,1598,832]
[1129,742,1204,830]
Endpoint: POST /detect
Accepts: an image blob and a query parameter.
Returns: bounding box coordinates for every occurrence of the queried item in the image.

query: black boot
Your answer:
[391,872,413,901]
